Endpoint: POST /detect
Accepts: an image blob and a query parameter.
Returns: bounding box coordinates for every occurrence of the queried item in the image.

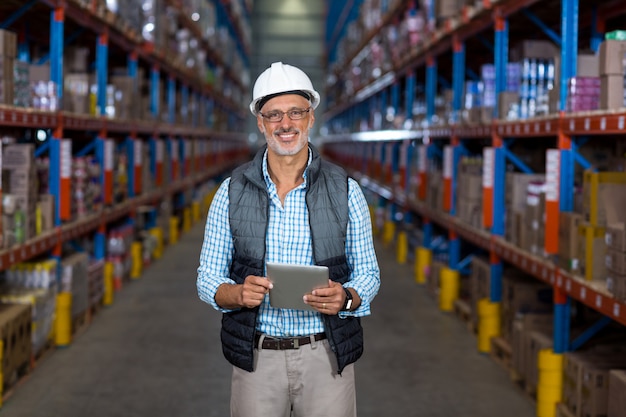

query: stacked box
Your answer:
[64,73,90,114]
[13,60,30,107]
[0,287,56,357]
[583,171,626,227]
[501,272,553,343]
[567,76,600,112]
[61,253,90,319]
[564,351,626,417]
[505,173,545,246]
[456,157,482,229]
[426,170,443,211]
[608,370,626,417]
[523,181,546,257]
[559,212,584,272]
[598,40,626,110]
[577,223,607,281]
[0,303,31,389]
[511,313,553,386]
[0,29,16,105]
[469,256,490,327]
[605,223,626,302]
[72,157,102,220]
[88,260,105,309]
[2,144,38,246]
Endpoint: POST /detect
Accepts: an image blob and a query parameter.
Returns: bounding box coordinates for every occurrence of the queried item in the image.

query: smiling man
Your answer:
[197,62,380,417]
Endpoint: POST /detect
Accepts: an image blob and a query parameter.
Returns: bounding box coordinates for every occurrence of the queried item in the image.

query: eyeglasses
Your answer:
[258,107,311,123]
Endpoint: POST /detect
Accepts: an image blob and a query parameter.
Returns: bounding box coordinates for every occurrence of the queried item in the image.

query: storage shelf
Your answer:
[32,0,246,114]
[0,157,247,272]
[351,171,626,327]
[0,105,245,138]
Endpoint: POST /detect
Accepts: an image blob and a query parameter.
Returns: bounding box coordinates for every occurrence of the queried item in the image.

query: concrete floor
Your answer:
[0,222,536,417]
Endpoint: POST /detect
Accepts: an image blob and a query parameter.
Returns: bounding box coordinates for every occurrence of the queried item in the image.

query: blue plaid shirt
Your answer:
[197,149,380,337]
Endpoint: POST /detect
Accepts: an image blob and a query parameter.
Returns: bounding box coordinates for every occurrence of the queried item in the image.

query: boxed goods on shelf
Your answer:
[606,223,626,301]
[608,370,626,417]
[563,346,626,417]
[469,256,490,327]
[0,303,31,389]
[61,253,90,320]
[511,313,553,386]
[582,171,626,227]
[558,212,584,272]
[501,272,553,343]
[0,288,56,358]
[576,222,607,282]
[456,157,482,229]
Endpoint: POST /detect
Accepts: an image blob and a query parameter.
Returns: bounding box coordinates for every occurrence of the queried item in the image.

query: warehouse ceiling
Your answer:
[248,0,360,139]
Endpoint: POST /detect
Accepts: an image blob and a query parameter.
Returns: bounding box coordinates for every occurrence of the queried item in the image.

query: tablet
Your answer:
[266,262,329,311]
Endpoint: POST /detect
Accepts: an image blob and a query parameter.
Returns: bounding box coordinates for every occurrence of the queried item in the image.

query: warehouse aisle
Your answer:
[0,221,535,417]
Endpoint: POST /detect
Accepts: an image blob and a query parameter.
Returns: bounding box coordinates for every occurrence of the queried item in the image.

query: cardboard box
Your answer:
[28,64,50,82]
[0,29,17,57]
[581,362,626,417]
[583,171,626,227]
[578,223,607,281]
[608,370,626,417]
[599,40,626,75]
[0,303,32,388]
[559,212,584,269]
[511,40,559,61]
[498,91,519,120]
[2,144,34,169]
[606,223,626,252]
[606,248,626,275]
[600,74,625,110]
[607,273,626,302]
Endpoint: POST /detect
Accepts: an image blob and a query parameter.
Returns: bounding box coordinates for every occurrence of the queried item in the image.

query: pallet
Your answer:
[490,336,512,372]
[453,299,476,333]
[556,403,576,417]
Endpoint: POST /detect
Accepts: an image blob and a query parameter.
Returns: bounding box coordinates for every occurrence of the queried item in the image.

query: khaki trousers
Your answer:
[230,338,356,417]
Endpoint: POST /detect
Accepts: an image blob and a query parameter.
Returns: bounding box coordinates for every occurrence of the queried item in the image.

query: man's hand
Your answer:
[240,275,273,308]
[215,275,273,309]
[303,280,350,315]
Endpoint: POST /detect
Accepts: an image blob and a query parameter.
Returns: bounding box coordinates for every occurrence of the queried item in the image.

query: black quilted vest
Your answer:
[222,144,363,374]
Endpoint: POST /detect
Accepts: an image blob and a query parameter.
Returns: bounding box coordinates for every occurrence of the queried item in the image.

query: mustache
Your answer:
[273,127,301,135]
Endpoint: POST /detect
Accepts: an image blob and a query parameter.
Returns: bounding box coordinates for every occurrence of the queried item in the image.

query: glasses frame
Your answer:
[258,107,312,123]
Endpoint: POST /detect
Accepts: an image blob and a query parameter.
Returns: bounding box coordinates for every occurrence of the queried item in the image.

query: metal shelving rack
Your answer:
[0,1,250,278]
[321,0,626,355]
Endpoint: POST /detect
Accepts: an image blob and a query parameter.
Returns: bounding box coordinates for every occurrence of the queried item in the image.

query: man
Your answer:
[197,62,380,417]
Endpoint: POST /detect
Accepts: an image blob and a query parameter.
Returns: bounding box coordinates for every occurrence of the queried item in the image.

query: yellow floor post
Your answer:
[477,298,500,353]
[439,266,460,311]
[536,349,563,417]
[55,292,72,347]
[103,261,114,306]
[169,216,179,245]
[130,242,143,279]
[183,207,192,232]
[192,201,201,223]
[415,247,432,284]
[149,227,163,259]
[383,220,395,246]
[396,231,408,264]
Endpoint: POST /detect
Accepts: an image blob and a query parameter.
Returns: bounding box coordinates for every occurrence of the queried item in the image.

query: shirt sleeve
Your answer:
[340,178,380,318]
[196,178,237,312]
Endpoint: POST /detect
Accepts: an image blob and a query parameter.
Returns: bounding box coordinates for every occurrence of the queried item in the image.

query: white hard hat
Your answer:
[249,62,320,115]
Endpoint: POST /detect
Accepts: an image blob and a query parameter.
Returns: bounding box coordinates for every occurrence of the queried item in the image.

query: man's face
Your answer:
[257,94,314,157]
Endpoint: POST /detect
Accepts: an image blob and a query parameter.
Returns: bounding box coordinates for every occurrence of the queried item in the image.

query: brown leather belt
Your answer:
[255,333,326,350]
